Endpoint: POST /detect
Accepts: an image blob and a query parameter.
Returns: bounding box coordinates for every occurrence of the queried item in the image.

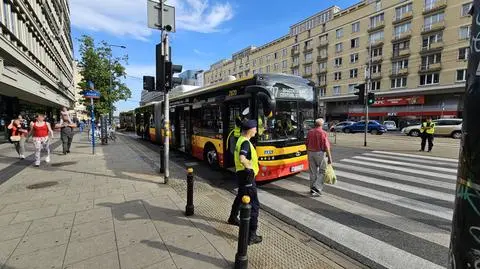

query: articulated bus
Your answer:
[119,111,135,131]
[135,73,316,181]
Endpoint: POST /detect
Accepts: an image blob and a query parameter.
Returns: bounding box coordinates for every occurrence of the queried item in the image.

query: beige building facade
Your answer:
[204,0,471,126]
[0,0,74,127]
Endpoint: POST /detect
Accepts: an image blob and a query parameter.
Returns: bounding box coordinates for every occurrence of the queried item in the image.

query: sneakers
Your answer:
[34,162,40,167]
[310,187,322,196]
[45,156,51,163]
[227,216,240,226]
[248,235,263,245]
[19,155,25,160]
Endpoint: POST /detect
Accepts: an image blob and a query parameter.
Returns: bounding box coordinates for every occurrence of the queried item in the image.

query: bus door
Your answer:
[223,100,250,168]
[183,106,192,153]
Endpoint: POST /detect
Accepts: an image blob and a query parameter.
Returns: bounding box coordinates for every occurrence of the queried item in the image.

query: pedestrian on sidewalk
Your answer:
[227,119,263,245]
[306,118,333,196]
[7,118,28,159]
[58,112,76,154]
[419,117,435,152]
[28,113,54,167]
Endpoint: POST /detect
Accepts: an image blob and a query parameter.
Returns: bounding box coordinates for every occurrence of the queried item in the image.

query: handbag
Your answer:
[10,136,21,142]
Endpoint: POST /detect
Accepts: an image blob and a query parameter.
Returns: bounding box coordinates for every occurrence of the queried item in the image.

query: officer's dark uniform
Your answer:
[228,120,262,245]
[420,119,435,152]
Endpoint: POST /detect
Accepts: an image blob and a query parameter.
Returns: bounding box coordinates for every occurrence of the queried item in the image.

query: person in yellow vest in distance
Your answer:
[258,116,264,136]
[226,116,243,155]
[227,119,263,245]
[420,117,435,152]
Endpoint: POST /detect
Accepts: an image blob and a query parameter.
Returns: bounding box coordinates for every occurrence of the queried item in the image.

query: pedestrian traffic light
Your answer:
[367,92,376,106]
[354,84,366,103]
[164,62,183,91]
[156,43,165,92]
[143,76,155,92]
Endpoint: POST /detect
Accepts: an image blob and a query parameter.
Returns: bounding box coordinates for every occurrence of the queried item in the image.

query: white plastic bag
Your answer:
[323,164,337,185]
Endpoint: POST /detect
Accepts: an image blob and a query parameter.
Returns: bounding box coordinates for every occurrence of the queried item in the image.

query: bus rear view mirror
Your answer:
[258,92,275,118]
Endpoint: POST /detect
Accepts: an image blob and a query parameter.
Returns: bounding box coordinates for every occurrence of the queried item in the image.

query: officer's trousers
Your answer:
[229,170,260,238]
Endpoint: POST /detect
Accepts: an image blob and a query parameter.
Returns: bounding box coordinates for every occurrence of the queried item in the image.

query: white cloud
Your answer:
[193,49,213,56]
[125,64,156,78]
[70,0,234,40]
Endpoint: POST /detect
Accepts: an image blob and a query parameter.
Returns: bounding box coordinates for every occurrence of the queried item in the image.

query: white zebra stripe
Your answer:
[351,156,458,174]
[371,151,458,163]
[361,152,458,168]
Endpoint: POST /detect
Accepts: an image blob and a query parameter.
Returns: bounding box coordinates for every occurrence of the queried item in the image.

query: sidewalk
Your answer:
[0,133,363,269]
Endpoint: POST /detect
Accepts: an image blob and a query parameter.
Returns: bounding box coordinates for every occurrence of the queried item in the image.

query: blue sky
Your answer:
[70,0,356,115]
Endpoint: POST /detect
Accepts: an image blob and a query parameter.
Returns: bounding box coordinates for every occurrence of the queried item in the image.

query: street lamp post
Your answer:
[105,44,126,125]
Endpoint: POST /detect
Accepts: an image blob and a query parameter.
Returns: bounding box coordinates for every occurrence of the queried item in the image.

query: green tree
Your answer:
[77,35,131,116]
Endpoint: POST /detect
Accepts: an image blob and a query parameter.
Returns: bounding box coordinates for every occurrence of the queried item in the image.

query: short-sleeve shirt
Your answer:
[239,141,251,160]
[306,127,330,152]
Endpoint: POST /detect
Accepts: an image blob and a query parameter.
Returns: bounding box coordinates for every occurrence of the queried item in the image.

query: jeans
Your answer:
[308,151,326,191]
[229,170,260,239]
[14,137,26,156]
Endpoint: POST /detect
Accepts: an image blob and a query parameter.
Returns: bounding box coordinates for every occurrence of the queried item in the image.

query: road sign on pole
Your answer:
[147,0,176,32]
[84,88,101,155]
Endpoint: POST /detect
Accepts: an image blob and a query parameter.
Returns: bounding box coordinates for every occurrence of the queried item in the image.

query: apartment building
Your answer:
[71,62,88,120]
[203,0,472,123]
[0,0,74,128]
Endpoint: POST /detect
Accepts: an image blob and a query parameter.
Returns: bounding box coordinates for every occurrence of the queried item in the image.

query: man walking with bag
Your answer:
[306,118,333,196]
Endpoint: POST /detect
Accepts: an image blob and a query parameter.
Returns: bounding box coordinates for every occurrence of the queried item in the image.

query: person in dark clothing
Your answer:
[59,113,76,154]
[420,117,435,152]
[227,119,262,245]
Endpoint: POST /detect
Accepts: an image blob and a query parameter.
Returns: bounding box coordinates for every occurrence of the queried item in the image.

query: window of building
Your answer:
[266,54,272,63]
[3,1,10,29]
[394,22,411,38]
[266,65,271,73]
[351,38,359,48]
[335,42,343,53]
[350,53,359,63]
[292,68,299,76]
[424,12,444,29]
[334,72,342,80]
[333,86,341,95]
[334,57,343,66]
[371,81,381,91]
[391,77,407,88]
[282,48,287,57]
[258,67,263,74]
[305,40,312,49]
[319,48,327,58]
[305,65,312,74]
[462,3,473,17]
[459,25,471,40]
[319,62,327,70]
[371,47,383,57]
[422,32,443,49]
[395,3,413,20]
[375,1,382,11]
[293,56,299,64]
[371,64,382,74]
[319,88,327,97]
[336,28,344,39]
[421,53,442,67]
[273,63,279,71]
[369,30,384,43]
[282,60,288,69]
[259,57,264,65]
[319,74,327,84]
[392,59,409,72]
[292,44,299,52]
[370,13,384,28]
[459,47,470,60]
[420,73,440,85]
[320,34,328,43]
[273,52,278,60]
[456,69,467,81]
[350,69,358,78]
[352,22,360,33]
[393,40,410,56]
[305,52,313,62]
[348,84,357,93]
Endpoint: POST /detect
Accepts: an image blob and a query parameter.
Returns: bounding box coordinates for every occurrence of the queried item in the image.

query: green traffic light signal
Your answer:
[367,92,375,106]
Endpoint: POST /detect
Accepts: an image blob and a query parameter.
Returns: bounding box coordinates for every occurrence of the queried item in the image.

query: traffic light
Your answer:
[354,84,366,103]
[367,92,376,106]
[164,61,183,91]
[143,76,155,92]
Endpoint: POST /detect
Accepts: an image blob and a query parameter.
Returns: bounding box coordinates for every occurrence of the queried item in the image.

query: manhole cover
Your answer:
[26,181,58,189]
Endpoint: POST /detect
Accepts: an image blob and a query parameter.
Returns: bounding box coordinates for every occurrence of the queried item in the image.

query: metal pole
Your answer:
[185,168,194,216]
[91,98,95,155]
[235,195,251,269]
[364,41,372,147]
[163,32,170,183]
[448,2,480,268]
[108,54,112,129]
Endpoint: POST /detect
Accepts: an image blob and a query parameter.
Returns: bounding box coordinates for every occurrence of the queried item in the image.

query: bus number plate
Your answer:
[290,164,304,172]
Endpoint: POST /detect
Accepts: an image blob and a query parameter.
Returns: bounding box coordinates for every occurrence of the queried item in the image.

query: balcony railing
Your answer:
[392,30,412,41]
[302,73,313,78]
[419,62,442,72]
[368,22,385,32]
[318,39,328,47]
[367,39,384,47]
[371,72,382,79]
[303,59,313,64]
[291,62,299,68]
[317,55,328,62]
[390,68,408,76]
[421,21,445,33]
[392,48,411,59]
[393,11,413,24]
[371,55,383,63]
[291,48,300,56]
[317,67,327,74]
[318,81,327,87]
[423,0,447,15]
[421,42,444,52]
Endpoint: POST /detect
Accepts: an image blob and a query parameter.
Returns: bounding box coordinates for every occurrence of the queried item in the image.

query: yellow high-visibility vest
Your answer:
[421,122,435,134]
[234,135,259,176]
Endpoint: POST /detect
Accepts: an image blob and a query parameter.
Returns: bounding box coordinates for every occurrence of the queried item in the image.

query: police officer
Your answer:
[420,117,435,152]
[227,119,263,245]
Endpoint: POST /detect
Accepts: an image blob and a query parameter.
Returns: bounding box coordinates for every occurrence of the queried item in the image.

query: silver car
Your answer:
[333,121,355,132]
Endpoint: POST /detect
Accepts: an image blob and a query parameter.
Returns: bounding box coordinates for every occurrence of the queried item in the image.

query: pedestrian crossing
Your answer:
[259,150,457,269]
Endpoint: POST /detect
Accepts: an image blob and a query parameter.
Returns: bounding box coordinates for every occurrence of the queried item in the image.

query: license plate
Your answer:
[290,164,304,172]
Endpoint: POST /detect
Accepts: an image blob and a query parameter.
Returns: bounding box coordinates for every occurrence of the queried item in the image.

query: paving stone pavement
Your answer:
[0,132,361,269]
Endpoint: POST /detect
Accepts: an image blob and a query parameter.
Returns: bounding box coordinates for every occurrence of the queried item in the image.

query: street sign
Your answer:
[147,0,176,32]
[84,90,101,99]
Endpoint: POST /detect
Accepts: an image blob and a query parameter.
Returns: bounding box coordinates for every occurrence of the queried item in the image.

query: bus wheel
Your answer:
[204,145,219,169]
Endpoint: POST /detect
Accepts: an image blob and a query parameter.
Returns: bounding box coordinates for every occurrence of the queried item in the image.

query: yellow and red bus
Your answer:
[135,74,316,181]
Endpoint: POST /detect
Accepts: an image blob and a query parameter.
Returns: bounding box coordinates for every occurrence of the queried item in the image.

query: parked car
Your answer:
[333,121,355,132]
[383,121,397,131]
[342,120,386,135]
[401,118,463,139]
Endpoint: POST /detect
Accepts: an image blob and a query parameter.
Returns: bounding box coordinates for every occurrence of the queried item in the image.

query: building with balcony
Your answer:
[0,0,74,140]
[203,0,471,123]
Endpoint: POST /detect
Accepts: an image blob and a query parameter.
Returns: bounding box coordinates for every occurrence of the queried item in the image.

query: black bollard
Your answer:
[185,168,194,216]
[235,195,251,269]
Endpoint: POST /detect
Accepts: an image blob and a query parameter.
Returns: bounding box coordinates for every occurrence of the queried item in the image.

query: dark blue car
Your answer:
[342,120,386,135]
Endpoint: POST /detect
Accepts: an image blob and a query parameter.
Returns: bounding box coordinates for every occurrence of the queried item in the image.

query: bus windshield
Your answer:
[258,100,314,142]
